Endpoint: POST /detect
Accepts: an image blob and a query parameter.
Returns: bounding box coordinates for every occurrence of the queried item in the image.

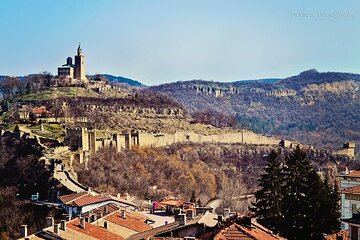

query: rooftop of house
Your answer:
[32,106,50,114]
[159,199,184,207]
[58,192,138,208]
[128,211,218,240]
[105,210,153,232]
[342,185,360,195]
[201,217,281,240]
[81,203,119,218]
[58,191,89,205]
[21,210,153,240]
[340,170,360,178]
[67,218,124,240]
[324,230,349,240]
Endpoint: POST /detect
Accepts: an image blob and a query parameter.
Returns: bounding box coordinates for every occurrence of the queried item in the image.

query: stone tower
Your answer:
[74,44,86,80]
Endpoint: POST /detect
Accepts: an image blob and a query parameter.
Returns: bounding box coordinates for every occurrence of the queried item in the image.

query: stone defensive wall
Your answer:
[65,127,295,155]
[137,130,281,148]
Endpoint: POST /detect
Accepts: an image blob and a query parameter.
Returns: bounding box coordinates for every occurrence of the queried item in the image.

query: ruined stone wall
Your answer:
[67,127,301,155]
[335,148,355,159]
[135,130,282,148]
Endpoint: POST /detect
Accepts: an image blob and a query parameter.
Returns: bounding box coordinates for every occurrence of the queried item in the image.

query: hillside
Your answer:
[0,73,144,87]
[150,70,360,150]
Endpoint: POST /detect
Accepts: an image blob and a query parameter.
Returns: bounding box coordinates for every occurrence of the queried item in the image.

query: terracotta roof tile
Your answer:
[32,106,50,114]
[74,195,111,207]
[159,199,183,207]
[346,171,360,178]
[213,222,280,240]
[59,192,139,208]
[324,230,349,240]
[81,203,119,218]
[127,222,180,240]
[105,211,152,232]
[67,218,124,240]
[58,192,89,205]
[342,185,360,195]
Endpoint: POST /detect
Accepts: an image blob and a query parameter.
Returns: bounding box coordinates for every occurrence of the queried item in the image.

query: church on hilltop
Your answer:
[57,44,87,82]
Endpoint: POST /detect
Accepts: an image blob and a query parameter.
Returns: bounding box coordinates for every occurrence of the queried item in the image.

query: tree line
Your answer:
[251,147,340,239]
[0,72,53,99]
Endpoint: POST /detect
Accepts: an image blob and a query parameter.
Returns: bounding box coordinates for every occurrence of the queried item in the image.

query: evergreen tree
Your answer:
[323,177,341,232]
[13,125,20,132]
[190,191,196,203]
[280,146,313,239]
[251,150,283,233]
[252,146,341,239]
[304,168,328,239]
[25,81,31,95]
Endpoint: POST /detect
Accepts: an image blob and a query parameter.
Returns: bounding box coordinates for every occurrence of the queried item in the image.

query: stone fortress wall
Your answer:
[65,127,297,153]
[64,127,356,161]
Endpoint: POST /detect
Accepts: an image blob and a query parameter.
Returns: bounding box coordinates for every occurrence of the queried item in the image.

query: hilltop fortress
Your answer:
[5,45,356,162]
[57,44,87,82]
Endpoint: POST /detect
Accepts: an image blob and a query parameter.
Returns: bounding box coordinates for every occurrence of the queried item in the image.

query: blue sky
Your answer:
[0,0,359,85]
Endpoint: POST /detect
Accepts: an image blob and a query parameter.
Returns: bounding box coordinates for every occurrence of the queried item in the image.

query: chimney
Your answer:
[98,212,103,219]
[125,192,130,200]
[120,210,126,219]
[104,220,109,229]
[60,220,67,231]
[104,206,108,215]
[62,214,71,221]
[20,225,28,238]
[223,208,230,218]
[46,217,54,227]
[54,224,60,236]
[80,217,85,229]
[91,214,97,222]
[177,213,187,225]
[187,210,194,220]
[336,234,344,240]
[117,193,121,198]
[217,215,223,223]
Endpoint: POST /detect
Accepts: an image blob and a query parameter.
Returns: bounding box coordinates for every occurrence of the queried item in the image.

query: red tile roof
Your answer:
[342,185,360,195]
[67,218,124,240]
[58,192,138,208]
[213,222,280,240]
[81,203,119,218]
[32,106,50,114]
[105,211,152,232]
[346,171,360,178]
[58,192,88,205]
[324,230,349,240]
[74,195,112,207]
[159,199,183,207]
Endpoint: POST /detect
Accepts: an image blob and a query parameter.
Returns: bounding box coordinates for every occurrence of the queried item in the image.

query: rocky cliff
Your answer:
[150,70,360,151]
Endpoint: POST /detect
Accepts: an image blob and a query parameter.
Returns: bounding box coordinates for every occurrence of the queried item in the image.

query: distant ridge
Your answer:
[93,74,144,87]
[276,69,360,89]
[235,78,281,84]
[150,69,360,149]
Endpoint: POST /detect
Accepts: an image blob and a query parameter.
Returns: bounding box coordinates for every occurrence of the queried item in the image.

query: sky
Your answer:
[0,0,359,85]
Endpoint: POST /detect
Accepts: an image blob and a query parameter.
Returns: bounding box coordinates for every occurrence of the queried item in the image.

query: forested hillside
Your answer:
[150,70,360,151]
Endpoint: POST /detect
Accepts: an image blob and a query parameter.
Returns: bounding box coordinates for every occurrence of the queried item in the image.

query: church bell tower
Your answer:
[74,44,86,80]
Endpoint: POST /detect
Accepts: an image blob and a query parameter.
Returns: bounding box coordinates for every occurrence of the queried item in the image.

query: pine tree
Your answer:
[280,146,313,239]
[251,150,283,233]
[190,191,196,203]
[304,168,328,239]
[323,177,341,232]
